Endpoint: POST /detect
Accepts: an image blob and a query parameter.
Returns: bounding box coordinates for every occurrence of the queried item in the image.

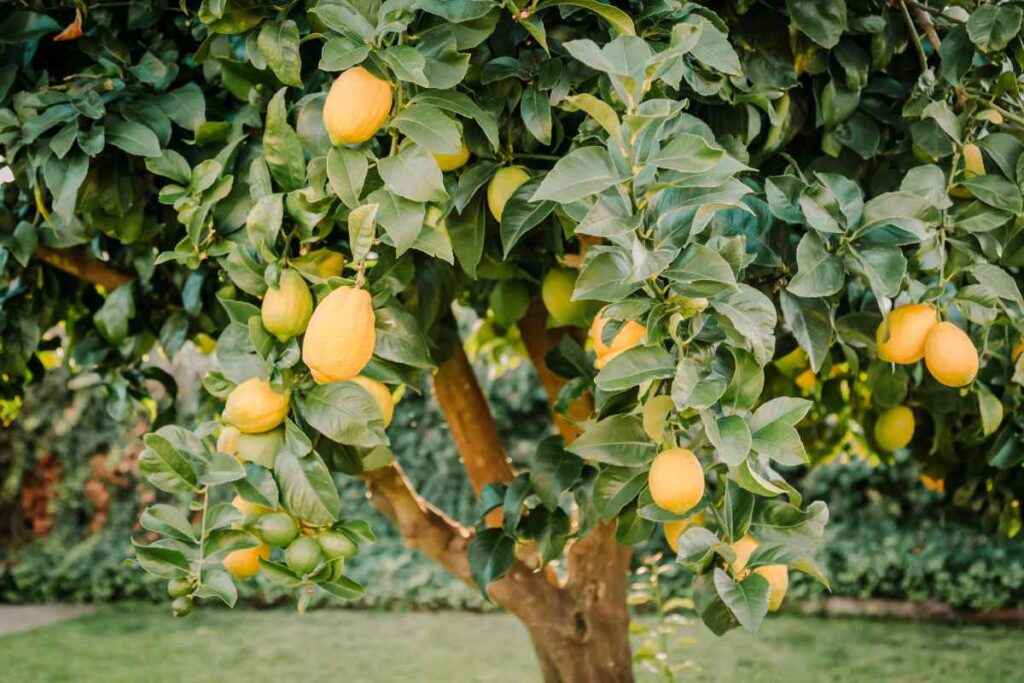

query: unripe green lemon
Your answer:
[285,536,323,575]
[254,512,300,547]
[171,596,193,618]
[874,406,915,451]
[261,269,314,341]
[486,166,530,222]
[231,495,270,526]
[167,578,193,598]
[318,529,359,561]
[236,428,284,468]
[541,268,588,327]
[489,280,531,326]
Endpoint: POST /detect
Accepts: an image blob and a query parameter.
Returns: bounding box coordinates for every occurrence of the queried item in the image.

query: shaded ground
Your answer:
[0,605,94,637]
[0,604,1020,682]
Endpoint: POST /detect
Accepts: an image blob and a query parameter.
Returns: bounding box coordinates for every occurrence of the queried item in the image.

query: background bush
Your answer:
[4,343,1023,610]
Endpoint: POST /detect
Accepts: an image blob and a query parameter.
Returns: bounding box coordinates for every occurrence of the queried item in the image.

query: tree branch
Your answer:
[432,337,515,494]
[517,297,594,443]
[912,5,942,52]
[361,462,473,584]
[34,246,131,290]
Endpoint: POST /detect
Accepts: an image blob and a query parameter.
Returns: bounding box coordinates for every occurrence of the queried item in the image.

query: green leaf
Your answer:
[377,145,448,203]
[712,285,777,366]
[663,244,737,297]
[530,437,583,511]
[594,346,675,391]
[140,504,196,543]
[535,0,635,36]
[320,36,370,71]
[200,451,247,486]
[274,448,341,525]
[391,104,462,154]
[374,303,434,368]
[648,134,724,174]
[264,88,306,192]
[593,466,647,522]
[788,232,844,297]
[468,528,515,598]
[702,413,751,467]
[106,119,162,158]
[347,203,379,264]
[298,381,387,449]
[967,5,1023,53]
[246,193,283,249]
[786,0,847,49]
[233,463,280,509]
[0,12,60,43]
[157,83,207,132]
[567,415,656,466]
[713,567,770,631]
[321,576,367,601]
[781,291,832,373]
[132,543,190,579]
[520,86,552,145]
[258,19,303,87]
[380,45,430,86]
[196,569,238,607]
[968,264,1023,308]
[531,147,627,203]
[139,433,198,493]
[500,177,555,256]
[326,147,368,209]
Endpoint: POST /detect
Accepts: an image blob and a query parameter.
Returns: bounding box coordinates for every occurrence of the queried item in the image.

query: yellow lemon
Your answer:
[754,564,789,612]
[920,474,945,493]
[323,67,393,145]
[794,369,818,391]
[924,322,979,387]
[963,142,985,178]
[648,448,705,515]
[433,137,470,172]
[261,269,313,341]
[663,513,705,554]
[302,286,376,384]
[874,406,915,451]
[350,376,394,427]
[590,312,646,368]
[731,535,758,576]
[1012,341,1024,364]
[223,378,290,434]
[876,303,939,364]
[222,543,270,580]
[217,426,240,456]
[541,267,589,327]
[231,495,270,524]
[486,166,531,222]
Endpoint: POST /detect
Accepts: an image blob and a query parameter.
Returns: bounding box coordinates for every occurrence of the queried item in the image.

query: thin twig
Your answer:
[912,6,942,52]
[898,0,930,73]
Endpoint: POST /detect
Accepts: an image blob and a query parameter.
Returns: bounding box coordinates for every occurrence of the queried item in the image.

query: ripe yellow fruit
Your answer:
[261,269,313,341]
[754,564,789,612]
[542,267,589,327]
[222,543,270,580]
[322,67,393,145]
[876,303,939,364]
[590,312,646,368]
[924,322,979,387]
[217,426,240,456]
[1012,341,1024,364]
[232,495,270,524]
[963,143,985,179]
[302,286,376,384]
[648,448,705,515]
[236,428,285,468]
[663,513,705,554]
[350,376,394,427]
[433,138,470,172]
[731,535,758,576]
[487,166,531,222]
[874,406,915,451]
[794,369,818,391]
[223,378,290,434]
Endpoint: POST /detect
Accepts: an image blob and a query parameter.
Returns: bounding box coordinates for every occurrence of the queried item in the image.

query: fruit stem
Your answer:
[193,486,210,597]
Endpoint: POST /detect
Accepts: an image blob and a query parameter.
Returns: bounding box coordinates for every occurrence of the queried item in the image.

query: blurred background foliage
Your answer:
[4,336,1023,611]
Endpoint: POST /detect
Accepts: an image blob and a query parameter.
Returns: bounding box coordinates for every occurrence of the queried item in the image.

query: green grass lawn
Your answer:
[0,604,1021,682]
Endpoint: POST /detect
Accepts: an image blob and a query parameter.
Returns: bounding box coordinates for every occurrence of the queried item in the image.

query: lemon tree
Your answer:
[2,1,1024,680]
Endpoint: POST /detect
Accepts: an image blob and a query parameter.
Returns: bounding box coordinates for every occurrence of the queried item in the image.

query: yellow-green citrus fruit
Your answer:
[318,529,359,560]
[261,269,313,341]
[874,406,915,451]
[350,376,394,427]
[302,286,376,384]
[731,535,758,576]
[876,303,939,364]
[489,280,531,326]
[542,267,589,327]
[232,495,270,525]
[235,428,284,469]
[794,369,818,391]
[433,137,470,172]
[217,426,240,456]
[171,596,193,617]
[223,378,290,434]
[194,332,217,355]
[167,578,192,598]
[924,322,979,387]
[223,543,270,579]
[486,166,531,222]
[663,513,705,554]
[254,512,299,547]
[1012,341,1024,364]
[648,448,705,515]
[322,67,393,146]
[963,142,985,179]
[589,312,646,368]
[285,536,323,575]
[754,564,789,612]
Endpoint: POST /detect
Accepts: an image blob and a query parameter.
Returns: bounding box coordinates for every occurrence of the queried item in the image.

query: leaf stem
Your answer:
[898,0,930,73]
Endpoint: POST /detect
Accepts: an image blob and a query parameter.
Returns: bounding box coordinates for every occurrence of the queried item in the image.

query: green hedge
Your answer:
[3,361,1023,610]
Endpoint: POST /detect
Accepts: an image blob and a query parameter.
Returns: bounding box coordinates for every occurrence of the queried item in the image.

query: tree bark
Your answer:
[34,246,131,290]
